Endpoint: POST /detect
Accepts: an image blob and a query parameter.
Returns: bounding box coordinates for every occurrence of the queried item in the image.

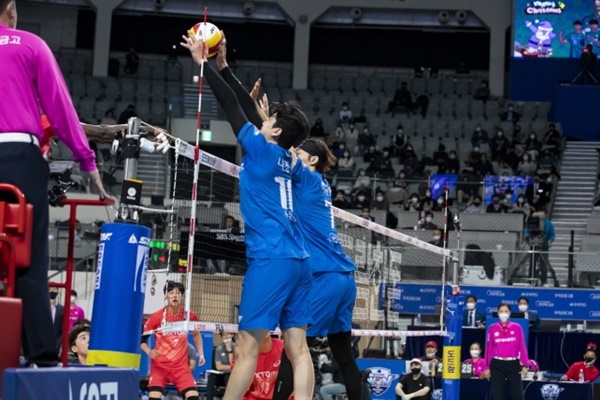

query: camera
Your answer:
[527,213,546,246]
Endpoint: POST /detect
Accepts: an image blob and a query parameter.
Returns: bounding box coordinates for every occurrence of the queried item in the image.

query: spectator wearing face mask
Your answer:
[524,132,542,160]
[49,288,64,352]
[421,211,438,230]
[420,341,442,376]
[486,303,529,400]
[405,193,422,212]
[403,145,421,177]
[395,359,431,400]
[473,80,490,103]
[471,124,489,147]
[486,194,509,213]
[464,342,490,379]
[388,171,408,205]
[543,123,562,154]
[511,194,531,217]
[517,297,540,331]
[457,173,480,206]
[363,145,379,164]
[69,290,85,330]
[351,169,370,194]
[462,295,486,328]
[345,122,358,142]
[560,344,599,382]
[490,129,508,161]
[429,229,444,247]
[329,125,346,148]
[465,195,486,214]
[367,147,394,178]
[518,153,537,176]
[525,174,551,208]
[337,149,354,171]
[501,190,515,210]
[332,142,347,160]
[421,190,434,212]
[467,146,482,168]
[372,190,389,211]
[353,191,370,209]
[502,145,521,173]
[339,102,352,123]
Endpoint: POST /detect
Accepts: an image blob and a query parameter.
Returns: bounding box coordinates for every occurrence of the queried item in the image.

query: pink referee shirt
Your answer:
[0,22,95,171]
[485,320,529,366]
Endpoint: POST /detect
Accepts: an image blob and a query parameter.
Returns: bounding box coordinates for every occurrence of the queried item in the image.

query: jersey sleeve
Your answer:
[143,311,160,332]
[565,363,577,381]
[34,38,96,171]
[189,311,199,322]
[291,158,311,185]
[237,122,268,157]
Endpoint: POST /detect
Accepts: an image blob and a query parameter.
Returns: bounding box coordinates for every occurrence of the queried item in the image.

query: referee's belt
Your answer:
[0,133,40,147]
[493,357,518,361]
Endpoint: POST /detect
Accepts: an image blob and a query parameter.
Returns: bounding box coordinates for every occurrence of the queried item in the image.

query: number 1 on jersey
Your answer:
[274,177,293,212]
[325,200,334,229]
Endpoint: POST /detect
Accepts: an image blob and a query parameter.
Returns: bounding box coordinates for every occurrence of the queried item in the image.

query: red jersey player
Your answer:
[141,281,205,400]
[561,343,599,382]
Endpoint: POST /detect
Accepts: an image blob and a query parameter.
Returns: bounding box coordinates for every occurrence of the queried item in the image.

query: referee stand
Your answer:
[0,183,33,392]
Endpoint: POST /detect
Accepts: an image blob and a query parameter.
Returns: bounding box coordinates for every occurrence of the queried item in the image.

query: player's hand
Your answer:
[216,31,228,70]
[148,350,161,359]
[255,92,270,122]
[180,34,208,65]
[482,370,491,379]
[249,78,262,102]
[198,355,206,366]
[521,366,528,378]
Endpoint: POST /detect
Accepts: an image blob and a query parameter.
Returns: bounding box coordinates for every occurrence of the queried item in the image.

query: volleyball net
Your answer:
[149,139,456,338]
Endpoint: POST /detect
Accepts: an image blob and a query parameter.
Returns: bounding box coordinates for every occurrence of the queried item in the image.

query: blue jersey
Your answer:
[237,122,308,260]
[291,161,355,273]
[566,32,585,57]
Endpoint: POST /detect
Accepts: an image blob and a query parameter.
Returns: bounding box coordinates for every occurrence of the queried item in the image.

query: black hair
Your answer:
[271,101,310,149]
[470,341,482,349]
[573,20,583,26]
[517,296,529,304]
[590,19,598,25]
[71,290,78,297]
[466,295,477,302]
[69,324,90,348]
[498,302,511,311]
[164,280,185,295]
[298,138,336,174]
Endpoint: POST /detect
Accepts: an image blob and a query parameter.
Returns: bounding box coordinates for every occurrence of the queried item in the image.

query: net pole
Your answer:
[439,184,449,329]
[183,7,209,329]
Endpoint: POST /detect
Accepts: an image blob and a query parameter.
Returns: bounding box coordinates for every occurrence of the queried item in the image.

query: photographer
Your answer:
[524,210,558,286]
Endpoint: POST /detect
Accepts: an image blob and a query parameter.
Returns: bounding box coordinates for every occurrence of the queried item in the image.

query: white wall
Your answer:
[18,3,80,51]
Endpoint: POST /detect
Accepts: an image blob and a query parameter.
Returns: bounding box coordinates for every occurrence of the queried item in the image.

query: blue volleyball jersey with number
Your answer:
[291,161,355,273]
[237,122,308,260]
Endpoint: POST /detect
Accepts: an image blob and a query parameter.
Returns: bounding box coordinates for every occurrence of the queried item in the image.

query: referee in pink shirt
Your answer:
[485,303,529,400]
[0,0,112,367]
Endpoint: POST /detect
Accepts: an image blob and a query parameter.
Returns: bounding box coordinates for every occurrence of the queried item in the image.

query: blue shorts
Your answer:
[238,258,312,331]
[307,272,356,337]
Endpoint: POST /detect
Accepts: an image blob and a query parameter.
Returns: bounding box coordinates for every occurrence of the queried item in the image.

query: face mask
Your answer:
[383,152,389,157]
[584,357,595,364]
[400,173,405,178]
[498,312,510,323]
[547,177,553,183]
[426,351,436,358]
[508,107,514,111]
[470,350,480,358]
[407,147,413,152]
[518,304,528,312]
[473,147,480,152]
[223,338,232,343]
[71,296,76,304]
[344,152,350,158]
[530,135,536,140]
[466,302,476,310]
[359,171,365,176]
[349,124,354,129]
[505,194,512,200]
[342,106,348,111]
[449,154,456,159]
[425,191,431,197]
[398,129,404,134]
[518,198,525,204]
[411,368,421,375]
[433,235,441,241]
[358,196,365,201]
[339,145,345,150]
[425,217,432,223]
[376,196,384,202]
[497,132,503,137]
[437,198,444,205]
[411,198,418,204]
[49,292,58,300]
[476,127,481,131]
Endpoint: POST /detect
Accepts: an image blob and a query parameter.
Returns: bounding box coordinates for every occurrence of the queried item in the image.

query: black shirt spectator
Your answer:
[500,103,521,122]
[332,190,352,209]
[473,80,490,103]
[432,144,448,170]
[474,154,495,177]
[441,151,460,174]
[367,147,394,177]
[490,130,508,161]
[310,118,326,138]
[363,146,379,164]
[371,190,389,211]
[471,125,489,147]
[358,127,376,150]
[486,195,509,213]
[125,48,140,75]
[118,105,137,124]
[388,81,413,112]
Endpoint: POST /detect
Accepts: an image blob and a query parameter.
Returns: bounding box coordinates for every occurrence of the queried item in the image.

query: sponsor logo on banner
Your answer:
[366,367,399,395]
[521,291,538,298]
[554,293,573,299]
[95,243,105,290]
[134,243,150,293]
[536,300,555,307]
[540,384,564,400]
[432,389,443,400]
[590,311,600,318]
[99,232,113,242]
[590,293,600,300]
[200,152,217,167]
[68,379,119,400]
[486,290,505,297]
[128,234,137,244]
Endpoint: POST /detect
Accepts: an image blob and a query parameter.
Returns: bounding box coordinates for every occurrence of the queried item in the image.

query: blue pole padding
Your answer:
[87,223,151,368]
[442,287,463,400]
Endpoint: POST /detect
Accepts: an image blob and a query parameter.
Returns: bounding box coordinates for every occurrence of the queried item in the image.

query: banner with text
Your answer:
[379,283,600,320]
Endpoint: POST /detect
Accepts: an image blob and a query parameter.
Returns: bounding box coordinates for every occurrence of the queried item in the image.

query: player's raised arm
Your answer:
[216,31,264,127]
[181,34,248,136]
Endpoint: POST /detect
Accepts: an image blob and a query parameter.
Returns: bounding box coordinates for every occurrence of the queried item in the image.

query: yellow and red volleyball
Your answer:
[188,22,223,58]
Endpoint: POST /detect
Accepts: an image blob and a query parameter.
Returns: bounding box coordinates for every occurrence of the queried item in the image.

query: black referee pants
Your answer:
[490,358,524,400]
[0,142,59,365]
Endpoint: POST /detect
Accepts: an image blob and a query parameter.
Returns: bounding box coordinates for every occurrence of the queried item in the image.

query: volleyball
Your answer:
[188,22,223,58]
